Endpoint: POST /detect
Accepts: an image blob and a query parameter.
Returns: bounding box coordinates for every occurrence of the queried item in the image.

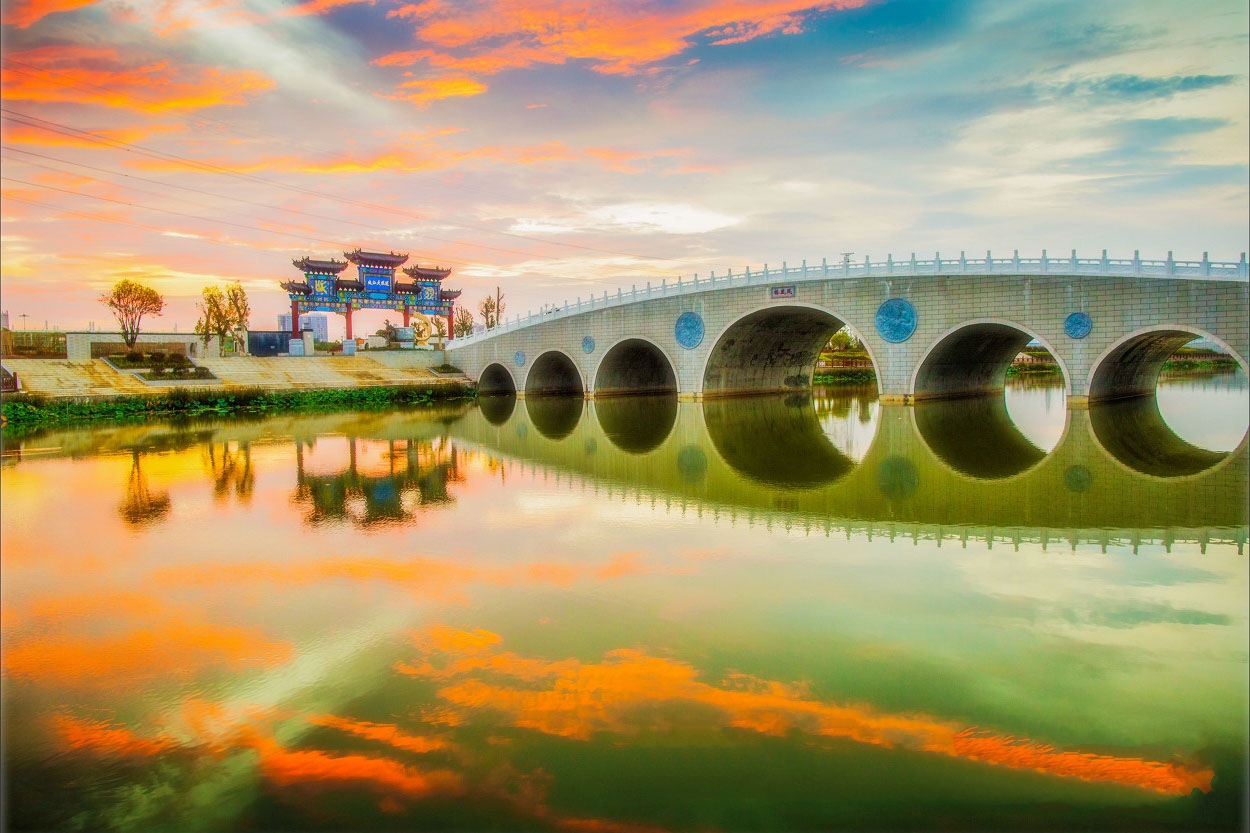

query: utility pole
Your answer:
[19,313,29,330]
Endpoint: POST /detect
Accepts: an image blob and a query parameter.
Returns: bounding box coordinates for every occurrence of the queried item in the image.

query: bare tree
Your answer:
[478,295,497,329]
[432,315,447,348]
[494,286,506,326]
[100,279,164,350]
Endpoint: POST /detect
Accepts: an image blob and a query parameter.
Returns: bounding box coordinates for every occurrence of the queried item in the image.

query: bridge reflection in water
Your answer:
[451,393,1247,553]
[7,391,1243,551]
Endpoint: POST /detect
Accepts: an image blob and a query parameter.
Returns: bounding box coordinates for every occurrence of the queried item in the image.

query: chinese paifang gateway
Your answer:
[281,249,462,340]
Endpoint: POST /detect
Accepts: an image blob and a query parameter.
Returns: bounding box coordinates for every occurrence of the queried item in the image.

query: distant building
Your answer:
[278,313,329,342]
[1,311,8,330]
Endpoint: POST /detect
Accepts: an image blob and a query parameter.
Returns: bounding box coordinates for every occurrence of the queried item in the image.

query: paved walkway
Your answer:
[2,355,463,399]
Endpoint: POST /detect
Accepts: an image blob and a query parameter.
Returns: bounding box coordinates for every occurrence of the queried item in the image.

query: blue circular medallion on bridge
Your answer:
[875,298,917,343]
[1064,312,1092,339]
[674,312,704,349]
[582,335,595,354]
[514,350,526,367]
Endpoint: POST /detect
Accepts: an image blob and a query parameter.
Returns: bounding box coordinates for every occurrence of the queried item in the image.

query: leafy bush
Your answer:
[167,353,189,368]
[125,351,143,363]
[148,351,166,365]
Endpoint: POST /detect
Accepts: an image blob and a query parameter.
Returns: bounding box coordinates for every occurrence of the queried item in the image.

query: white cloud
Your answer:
[512,202,739,236]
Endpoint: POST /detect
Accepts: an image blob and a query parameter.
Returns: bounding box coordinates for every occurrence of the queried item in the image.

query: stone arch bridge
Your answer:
[446,250,1249,405]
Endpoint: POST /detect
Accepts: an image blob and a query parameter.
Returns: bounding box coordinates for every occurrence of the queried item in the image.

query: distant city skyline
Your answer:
[2,0,1247,337]
[277,312,329,343]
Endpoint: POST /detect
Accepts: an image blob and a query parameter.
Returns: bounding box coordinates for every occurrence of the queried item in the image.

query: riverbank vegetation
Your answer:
[813,368,876,385]
[0,382,475,433]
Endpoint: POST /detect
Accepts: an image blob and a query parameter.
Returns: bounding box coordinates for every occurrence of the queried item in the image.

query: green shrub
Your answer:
[125,351,143,364]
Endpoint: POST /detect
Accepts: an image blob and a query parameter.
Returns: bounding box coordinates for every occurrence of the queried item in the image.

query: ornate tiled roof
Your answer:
[344,249,410,267]
[292,257,348,274]
[281,280,313,295]
[440,289,462,301]
[402,264,452,280]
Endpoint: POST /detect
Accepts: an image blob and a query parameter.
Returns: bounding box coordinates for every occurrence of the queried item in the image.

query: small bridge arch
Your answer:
[1088,324,1249,403]
[525,349,584,397]
[478,362,518,395]
[910,318,1073,401]
[594,337,677,397]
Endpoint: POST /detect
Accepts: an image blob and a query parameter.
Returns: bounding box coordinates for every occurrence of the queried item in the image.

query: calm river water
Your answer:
[2,375,1247,832]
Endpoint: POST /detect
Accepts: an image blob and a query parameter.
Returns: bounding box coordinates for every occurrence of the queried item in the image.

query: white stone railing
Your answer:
[450,249,1249,348]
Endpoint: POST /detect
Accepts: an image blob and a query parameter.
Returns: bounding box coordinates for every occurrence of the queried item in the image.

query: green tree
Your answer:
[195,281,250,356]
[100,279,164,350]
[225,281,250,345]
[453,306,475,338]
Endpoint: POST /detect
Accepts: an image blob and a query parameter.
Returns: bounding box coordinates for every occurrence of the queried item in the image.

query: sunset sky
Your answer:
[1,0,1247,337]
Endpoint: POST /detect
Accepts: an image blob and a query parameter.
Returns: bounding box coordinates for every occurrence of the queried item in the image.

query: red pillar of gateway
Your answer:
[447,304,454,341]
[290,299,301,337]
[402,307,411,328]
[344,307,354,342]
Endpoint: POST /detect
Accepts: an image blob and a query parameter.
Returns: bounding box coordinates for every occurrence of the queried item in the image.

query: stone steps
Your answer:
[2,357,452,398]
[1,359,152,397]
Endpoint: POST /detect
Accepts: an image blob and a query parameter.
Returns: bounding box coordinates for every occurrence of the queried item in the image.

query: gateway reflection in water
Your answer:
[0,380,1246,832]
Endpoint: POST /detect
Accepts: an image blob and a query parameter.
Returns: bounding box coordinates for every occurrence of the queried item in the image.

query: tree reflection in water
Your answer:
[118,449,170,528]
[204,440,254,504]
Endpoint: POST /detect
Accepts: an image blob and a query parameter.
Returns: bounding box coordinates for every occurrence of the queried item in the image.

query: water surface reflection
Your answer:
[1,383,1246,832]
[914,396,1048,479]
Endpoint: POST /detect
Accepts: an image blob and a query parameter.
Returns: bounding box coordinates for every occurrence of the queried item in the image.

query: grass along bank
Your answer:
[1,381,475,433]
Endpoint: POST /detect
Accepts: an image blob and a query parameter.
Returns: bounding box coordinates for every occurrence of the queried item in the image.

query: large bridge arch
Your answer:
[910,318,1073,400]
[524,349,584,397]
[593,337,677,397]
[700,302,881,398]
[1087,325,1249,403]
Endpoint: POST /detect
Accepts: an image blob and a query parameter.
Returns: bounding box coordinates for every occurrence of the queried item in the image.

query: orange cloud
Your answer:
[378,0,870,78]
[118,133,684,176]
[51,714,180,757]
[154,550,684,602]
[399,626,1215,797]
[249,734,464,802]
[278,0,373,17]
[1,0,98,28]
[381,75,488,107]
[3,621,291,687]
[307,714,451,755]
[1,45,274,113]
[1,121,186,148]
